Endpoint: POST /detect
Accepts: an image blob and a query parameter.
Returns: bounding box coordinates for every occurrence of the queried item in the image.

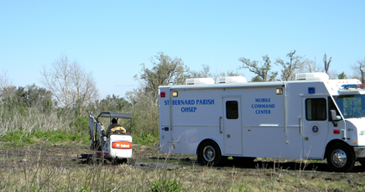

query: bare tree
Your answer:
[214,70,240,79]
[327,70,339,79]
[0,71,16,100]
[302,56,323,73]
[189,64,241,81]
[352,59,365,84]
[40,55,99,115]
[323,53,333,74]
[189,64,212,78]
[276,50,304,81]
[239,55,277,82]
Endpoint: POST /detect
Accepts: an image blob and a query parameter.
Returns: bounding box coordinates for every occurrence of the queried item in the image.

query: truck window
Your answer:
[306,98,326,121]
[226,101,238,119]
[328,97,341,121]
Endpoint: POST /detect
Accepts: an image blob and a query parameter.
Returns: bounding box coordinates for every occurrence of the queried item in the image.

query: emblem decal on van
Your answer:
[312,125,319,133]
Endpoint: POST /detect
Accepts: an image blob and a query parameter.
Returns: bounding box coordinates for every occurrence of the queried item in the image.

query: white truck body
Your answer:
[158,73,365,171]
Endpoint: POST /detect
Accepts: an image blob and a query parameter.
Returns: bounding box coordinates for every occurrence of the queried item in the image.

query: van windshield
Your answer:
[333,95,365,118]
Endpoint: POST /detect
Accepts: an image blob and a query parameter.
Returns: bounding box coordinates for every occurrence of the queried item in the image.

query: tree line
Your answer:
[0,51,364,144]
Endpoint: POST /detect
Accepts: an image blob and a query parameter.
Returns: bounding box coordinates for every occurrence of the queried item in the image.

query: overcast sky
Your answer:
[1,1,364,98]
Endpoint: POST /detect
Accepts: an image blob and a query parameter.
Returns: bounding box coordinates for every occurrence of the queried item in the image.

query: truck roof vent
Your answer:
[295,73,329,81]
[185,78,215,85]
[215,76,247,84]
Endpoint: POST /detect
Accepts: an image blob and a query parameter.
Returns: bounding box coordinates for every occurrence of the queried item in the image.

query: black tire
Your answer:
[326,143,355,172]
[198,140,225,166]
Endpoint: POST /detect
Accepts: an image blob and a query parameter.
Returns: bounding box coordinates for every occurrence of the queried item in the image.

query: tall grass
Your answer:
[0,146,362,192]
[0,106,70,135]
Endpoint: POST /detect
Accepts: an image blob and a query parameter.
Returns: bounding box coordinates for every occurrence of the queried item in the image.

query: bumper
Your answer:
[354,147,365,158]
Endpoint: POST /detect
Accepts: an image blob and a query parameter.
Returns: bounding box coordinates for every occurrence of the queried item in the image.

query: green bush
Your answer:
[148,179,185,192]
[133,133,158,146]
[1,131,36,146]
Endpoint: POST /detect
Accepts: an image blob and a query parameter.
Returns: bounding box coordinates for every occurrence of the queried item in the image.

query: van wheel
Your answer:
[326,143,355,172]
[198,141,224,166]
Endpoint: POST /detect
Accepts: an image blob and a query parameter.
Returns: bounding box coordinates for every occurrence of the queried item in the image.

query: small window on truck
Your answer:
[226,101,239,119]
[306,98,326,121]
[328,97,341,121]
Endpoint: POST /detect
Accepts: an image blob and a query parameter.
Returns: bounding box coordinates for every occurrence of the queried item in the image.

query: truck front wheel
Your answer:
[198,141,225,166]
[326,143,355,172]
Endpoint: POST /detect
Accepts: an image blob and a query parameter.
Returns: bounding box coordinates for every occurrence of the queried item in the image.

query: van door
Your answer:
[301,97,329,159]
[222,97,243,155]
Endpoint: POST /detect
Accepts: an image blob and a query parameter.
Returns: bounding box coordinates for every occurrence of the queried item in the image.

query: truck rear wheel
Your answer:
[198,141,225,166]
[326,143,355,172]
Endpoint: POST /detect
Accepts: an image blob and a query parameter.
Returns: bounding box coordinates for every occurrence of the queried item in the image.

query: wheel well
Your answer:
[324,139,353,159]
[196,139,222,155]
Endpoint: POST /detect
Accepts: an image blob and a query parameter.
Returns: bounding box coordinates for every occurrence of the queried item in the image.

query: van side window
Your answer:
[306,98,326,121]
[328,97,341,121]
[226,101,238,119]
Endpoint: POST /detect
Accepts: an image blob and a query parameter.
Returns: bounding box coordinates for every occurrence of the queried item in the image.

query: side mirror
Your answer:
[330,110,339,127]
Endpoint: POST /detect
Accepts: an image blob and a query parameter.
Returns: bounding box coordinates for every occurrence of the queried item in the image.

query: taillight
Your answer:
[112,141,132,149]
[161,92,165,97]
[333,130,340,134]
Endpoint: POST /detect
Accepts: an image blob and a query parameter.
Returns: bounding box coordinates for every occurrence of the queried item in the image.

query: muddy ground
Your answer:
[1,143,365,181]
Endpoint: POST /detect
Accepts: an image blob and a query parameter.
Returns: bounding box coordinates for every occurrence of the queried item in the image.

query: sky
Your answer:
[1,1,364,99]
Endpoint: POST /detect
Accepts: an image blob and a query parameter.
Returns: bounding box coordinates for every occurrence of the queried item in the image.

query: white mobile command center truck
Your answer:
[158,73,365,172]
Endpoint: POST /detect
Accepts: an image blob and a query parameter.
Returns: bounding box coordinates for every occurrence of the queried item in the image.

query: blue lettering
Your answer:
[255,110,271,114]
[251,104,275,108]
[181,107,197,112]
[255,98,271,102]
[171,100,195,105]
[196,99,214,105]
[164,100,169,105]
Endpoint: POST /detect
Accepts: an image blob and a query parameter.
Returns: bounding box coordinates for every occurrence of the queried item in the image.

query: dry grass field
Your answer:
[1,143,365,191]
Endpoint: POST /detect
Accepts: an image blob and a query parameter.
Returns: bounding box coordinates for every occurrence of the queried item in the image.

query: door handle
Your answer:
[299,117,302,135]
[219,117,222,134]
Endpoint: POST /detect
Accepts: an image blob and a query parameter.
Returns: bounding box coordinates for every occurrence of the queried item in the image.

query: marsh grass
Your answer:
[0,145,364,192]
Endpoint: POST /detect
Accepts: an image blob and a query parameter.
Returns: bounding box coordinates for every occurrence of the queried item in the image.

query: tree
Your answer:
[14,84,53,111]
[0,71,16,100]
[302,56,323,73]
[92,94,131,113]
[189,64,212,78]
[189,64,240,81]
[338,72,346,79]
[323,53,333,74]
[251,76,263,82]
[239,55,277,82]
[276,50,304,81]
[134,52,189,101]
[40,55,99,116]
[352,59,365,84]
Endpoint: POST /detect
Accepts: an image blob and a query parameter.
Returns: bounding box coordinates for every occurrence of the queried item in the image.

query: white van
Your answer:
[158,73,365,172]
